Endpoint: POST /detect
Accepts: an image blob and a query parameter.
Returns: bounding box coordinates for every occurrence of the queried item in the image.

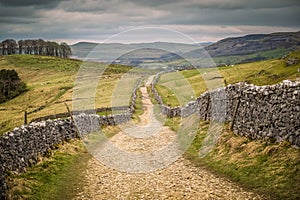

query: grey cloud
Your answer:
[0,0,68,24]
[0,6,39,17]
[0,17,37,24]
[60,0,113,13]
[123,0,239,9]
[192,0,300,10]
[124,0,300,10]
[0,0,67,8]
[0,0,299,43]
[126,0,180,7]
[158,6,300,27]
[49,0,300,28]
[0,6,41,25]
[244,0,300,9]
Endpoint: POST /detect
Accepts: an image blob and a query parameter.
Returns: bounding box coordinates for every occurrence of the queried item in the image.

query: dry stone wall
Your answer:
[0,79,141,199]
[151,75,300,148]
[0,119,76,199]
[0,111,137,198]
[233,81,299,145]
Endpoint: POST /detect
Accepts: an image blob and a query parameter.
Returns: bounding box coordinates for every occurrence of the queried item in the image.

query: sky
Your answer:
[0,0,299,44]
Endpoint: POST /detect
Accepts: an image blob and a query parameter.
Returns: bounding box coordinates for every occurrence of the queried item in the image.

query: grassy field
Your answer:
[210,48,292,65]
[157,51,300,107]
[0,55,135,134]
[166,48,293,66]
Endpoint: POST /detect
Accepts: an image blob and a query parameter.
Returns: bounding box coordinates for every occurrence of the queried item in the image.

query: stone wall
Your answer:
[0,111,139,198]
[0,78,141,199]
[31,106,130,122]
[233,81,299,146]
[151,75,300,148]
[0,120,77,172]
[0,75,298,198]
[0,119,76,198]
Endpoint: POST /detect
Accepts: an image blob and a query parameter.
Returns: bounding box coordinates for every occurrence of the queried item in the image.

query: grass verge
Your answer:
[132,88,145,123]
[184,121,300,200]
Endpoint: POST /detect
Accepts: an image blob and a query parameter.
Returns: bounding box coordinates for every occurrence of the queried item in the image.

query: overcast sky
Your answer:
[0,0,299,44]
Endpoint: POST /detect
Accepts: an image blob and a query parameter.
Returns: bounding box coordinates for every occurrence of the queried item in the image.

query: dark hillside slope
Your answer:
[186,31,300,58]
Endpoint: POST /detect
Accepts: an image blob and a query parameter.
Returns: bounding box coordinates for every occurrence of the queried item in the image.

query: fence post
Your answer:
[24,110,28,125]
[204,97,210,121]
[230,97,241,131]
[64,102,80,138]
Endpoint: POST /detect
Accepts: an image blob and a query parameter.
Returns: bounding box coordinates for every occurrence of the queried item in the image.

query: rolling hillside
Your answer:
[1,50,299,133]
[185,31,300,64]
[156,50,300,107]
[70,42,200,60]
[71,31,300,66]
[0,55,133,134]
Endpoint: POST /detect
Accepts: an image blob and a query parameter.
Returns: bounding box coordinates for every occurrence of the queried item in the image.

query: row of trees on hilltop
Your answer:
[0,39,72,58]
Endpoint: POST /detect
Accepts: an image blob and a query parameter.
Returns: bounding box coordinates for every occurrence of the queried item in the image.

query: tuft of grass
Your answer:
[96,109,125,116]
[163,117,180,132]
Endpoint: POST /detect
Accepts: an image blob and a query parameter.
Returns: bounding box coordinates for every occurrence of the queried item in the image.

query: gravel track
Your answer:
[75,84,263,200]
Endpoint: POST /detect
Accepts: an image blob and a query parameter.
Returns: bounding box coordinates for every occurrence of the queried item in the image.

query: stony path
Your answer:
[75,157,263,200]
[75,82,264,200]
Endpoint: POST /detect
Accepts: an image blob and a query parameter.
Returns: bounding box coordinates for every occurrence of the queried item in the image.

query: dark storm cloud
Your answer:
[0,0,299,43]
[0,0,68,8]
[57,0,300,27]
[123,0,300,10]
[147,0,300,27]
[158,6,300,27]
[243,0,300,9]
[126,0,181,7]
[0,6,40,25]
[0,0,69,23]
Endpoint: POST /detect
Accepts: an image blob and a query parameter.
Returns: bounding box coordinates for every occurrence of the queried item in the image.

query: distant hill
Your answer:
[185,31,300,63]
[71,31,300,66]
[70,42,200,60]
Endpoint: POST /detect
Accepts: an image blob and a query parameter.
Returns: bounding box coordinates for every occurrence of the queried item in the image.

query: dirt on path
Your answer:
[75,83,264,200]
